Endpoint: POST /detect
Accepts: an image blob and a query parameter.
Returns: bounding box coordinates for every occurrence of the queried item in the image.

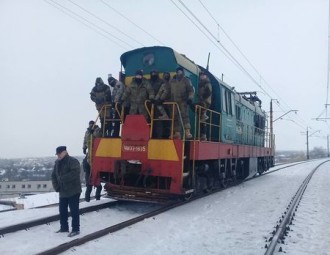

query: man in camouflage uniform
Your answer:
[82,120,102,202]
[170,67,194,139]
[90,77,112,136]
[149,69,165,137]
[154,72,171,119]
[197,71,212,140]
[121,70,155,121]
[108,75,125,137]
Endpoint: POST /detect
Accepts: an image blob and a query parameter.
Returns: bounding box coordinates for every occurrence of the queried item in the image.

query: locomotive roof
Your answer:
[120,46,200,75]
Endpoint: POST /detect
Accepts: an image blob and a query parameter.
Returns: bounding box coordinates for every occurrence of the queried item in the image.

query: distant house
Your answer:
[0,180,54,199]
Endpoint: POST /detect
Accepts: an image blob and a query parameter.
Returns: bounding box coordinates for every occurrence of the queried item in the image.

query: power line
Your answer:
[44,0,126,49]
[67,0,144,47]
[45,0,132,49]
[198,0,298,115]
[178,0,313,130]
[176,0,273,100]
[99,0,165,46]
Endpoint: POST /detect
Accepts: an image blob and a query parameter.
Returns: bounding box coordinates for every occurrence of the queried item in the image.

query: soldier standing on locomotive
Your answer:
[121,69,155,121]
[90,77,112,136]
[149,69,165,137]
[108,75,125,137]
[197,71,212,141]
[170,67,194,139]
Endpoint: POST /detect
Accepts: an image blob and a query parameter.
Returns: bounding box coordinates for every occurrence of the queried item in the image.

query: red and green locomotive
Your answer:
[90,46,274,202]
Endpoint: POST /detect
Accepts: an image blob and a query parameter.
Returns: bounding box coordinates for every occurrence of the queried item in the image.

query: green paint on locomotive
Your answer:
[120,46,267,147]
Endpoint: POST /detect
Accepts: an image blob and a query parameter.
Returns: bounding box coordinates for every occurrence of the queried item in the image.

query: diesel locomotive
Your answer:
[90,46,275,202]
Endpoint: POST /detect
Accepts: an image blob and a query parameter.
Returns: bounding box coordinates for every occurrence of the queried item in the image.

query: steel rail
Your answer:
[0,201,119,236]
[264,160,330,255]
[35,201,183,255]
[36,183,240,255]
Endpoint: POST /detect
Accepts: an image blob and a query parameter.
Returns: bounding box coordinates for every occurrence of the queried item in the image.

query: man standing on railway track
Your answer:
[52,146,82,237]
[83,120,102,202]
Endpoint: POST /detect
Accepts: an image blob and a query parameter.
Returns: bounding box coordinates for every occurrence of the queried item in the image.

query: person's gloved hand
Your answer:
[83,148,87,155]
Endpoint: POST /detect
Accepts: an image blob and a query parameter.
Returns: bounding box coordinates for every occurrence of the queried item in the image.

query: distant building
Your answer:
[0,180,54,199]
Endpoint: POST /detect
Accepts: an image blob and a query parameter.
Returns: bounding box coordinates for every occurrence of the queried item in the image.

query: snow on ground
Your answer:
[279,161,330,255]
[0,159,329,255]
[61,160,328,255]
[0,204,12,211]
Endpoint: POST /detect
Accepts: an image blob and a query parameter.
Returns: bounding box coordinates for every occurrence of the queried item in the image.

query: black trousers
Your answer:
[59,193,80,232]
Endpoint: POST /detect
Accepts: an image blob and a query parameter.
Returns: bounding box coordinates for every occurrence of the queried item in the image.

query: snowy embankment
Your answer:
[0,159,329,255]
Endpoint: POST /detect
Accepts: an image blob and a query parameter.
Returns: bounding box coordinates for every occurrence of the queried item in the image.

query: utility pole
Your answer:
[270,100,273,149]
[269,99,279,149]
[327,135,330,158]
[304,129,321,160]
[306,128,309,160]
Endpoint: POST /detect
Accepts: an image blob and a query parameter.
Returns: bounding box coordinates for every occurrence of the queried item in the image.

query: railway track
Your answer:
[0,200,119,236]
[35,162,312,255]
[264,160,330,255]
[0,160,322,254]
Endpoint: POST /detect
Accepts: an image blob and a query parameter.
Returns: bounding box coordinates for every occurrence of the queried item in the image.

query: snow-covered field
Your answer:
[0,159,329,255]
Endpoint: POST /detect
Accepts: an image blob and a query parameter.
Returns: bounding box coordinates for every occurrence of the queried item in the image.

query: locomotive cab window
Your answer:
[222,89,233,115]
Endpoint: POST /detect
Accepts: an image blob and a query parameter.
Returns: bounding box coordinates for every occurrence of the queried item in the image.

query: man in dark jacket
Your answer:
[52,146,82,237]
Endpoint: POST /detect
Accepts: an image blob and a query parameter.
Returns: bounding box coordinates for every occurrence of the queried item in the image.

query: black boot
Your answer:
[85,185,92,202]
[95,185,102,200]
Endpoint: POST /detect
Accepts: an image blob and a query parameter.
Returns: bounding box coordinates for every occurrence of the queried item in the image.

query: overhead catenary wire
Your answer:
[67,0,144,47]
[169,0,237,65]
[198,0,291,112]
[179,0,311,131]
[199,0,301,114]
[45,0,133,49]
[43,0,127,49]
[175,0,274,99]
[99,0,165,46]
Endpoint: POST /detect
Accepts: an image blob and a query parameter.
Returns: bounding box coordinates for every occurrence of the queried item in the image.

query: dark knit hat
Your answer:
[108,76,116,85]
[55,146,67,155]
[150,69,158,75]
[95,77,103,85]
[89,120,95,125]
[135,69,143,76]
[176,66,184,72]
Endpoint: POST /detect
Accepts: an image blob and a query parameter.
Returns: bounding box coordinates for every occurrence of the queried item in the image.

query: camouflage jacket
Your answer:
[121,78,155,104]
[90,83,112,105]
[198,78,212,106]
[111,80,125,103]
[170,76,194,102]
[83,125,101,151]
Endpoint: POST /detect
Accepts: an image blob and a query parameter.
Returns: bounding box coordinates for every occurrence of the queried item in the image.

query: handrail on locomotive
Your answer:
[93,101,273,148]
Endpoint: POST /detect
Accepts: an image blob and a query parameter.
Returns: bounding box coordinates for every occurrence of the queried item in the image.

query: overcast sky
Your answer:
[0,0,329,158]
